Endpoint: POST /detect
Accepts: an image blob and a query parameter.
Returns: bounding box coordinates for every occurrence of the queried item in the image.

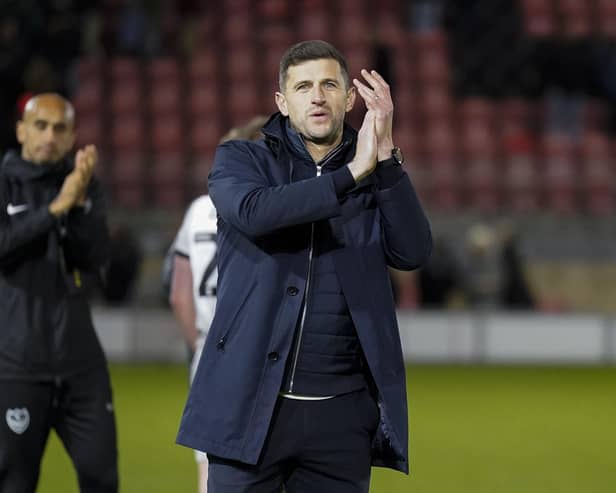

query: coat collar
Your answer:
[262,112,357,167]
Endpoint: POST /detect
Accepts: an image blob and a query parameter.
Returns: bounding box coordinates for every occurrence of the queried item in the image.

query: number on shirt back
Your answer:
[198,252,217,297]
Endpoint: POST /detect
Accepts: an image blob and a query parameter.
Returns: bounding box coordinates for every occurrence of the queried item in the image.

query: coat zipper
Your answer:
[286,140,348,393]
[287,163,322,392]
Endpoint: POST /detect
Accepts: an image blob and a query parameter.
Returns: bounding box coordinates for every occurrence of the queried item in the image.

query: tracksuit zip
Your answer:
[287,141,347,393]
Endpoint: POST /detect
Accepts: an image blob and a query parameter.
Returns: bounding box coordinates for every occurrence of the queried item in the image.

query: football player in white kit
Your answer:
[168,116,267,493]
[169,194,217,492]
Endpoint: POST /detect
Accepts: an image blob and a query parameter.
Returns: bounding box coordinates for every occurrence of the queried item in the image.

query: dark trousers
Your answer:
[0,367,118,493]
[208,388,379,493]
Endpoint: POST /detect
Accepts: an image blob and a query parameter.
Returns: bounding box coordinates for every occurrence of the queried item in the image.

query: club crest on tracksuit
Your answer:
[6,408,30,434]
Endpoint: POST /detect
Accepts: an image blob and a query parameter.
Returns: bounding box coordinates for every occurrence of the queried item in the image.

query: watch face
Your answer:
[392,147,404,165]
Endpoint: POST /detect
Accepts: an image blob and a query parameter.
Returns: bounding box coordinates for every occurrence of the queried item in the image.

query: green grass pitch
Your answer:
[37,364,616,492]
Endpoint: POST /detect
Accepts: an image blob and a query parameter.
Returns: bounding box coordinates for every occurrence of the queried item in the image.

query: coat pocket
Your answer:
[209,276,257,353]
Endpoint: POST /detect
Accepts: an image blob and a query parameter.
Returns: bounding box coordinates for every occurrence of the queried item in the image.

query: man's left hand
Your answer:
[353,69,395,161]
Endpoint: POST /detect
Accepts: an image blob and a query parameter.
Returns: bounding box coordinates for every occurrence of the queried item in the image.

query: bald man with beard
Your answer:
[0,93,118,492]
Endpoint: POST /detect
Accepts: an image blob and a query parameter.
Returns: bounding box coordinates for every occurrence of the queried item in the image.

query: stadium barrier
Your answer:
[92,307,616,364]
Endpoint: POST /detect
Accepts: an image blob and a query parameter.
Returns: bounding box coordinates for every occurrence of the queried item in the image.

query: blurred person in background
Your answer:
[0,93,118,492]
[176,40,432,492]
[101,223,143,305]
[418,235,460,308]
[460,223,504,308]
[459,223,535,310]
[167,115,267,493]
[500,227,535,310]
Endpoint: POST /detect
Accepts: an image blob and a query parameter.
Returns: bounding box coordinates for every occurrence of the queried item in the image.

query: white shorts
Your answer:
[190,332,208,464]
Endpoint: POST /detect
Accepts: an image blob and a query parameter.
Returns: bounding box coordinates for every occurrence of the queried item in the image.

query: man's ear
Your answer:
[275,92,289,116]
[16,121,26,144]
[345,86,356,113]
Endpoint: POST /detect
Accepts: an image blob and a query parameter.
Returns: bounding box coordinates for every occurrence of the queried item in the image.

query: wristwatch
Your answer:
[379,147,404,167]
[391,146,404,165]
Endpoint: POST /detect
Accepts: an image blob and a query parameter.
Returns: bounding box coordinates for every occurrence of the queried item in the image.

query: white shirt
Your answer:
[173,195,218,333]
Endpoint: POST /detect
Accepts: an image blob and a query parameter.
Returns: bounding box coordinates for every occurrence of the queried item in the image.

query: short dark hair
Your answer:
[279,40,350,91]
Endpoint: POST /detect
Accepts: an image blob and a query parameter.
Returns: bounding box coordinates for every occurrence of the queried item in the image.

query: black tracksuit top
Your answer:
[0,150,109,380]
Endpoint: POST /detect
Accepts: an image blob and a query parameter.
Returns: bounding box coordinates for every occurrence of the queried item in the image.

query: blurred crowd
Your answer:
[2,0,615,311]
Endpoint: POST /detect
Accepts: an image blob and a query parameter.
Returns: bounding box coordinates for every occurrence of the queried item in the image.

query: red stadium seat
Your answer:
[222,0,253,10]
[151,116,184,154]
[72,78,104,116]
[541,134,579,214]
[150,79,183,117]
[75,116,104,149]
[559,0,592,38]
[189,157,215,195]
[336,14,371,47]
[500,98,535,125]
[258,0,290,21]
[110,58,141,84]
[110,184,146,209]
[416,52,450,85]
[148,84,184,117]
[151,183,186,209]
[222,13,254,47]
[228,82,261,125]
[394,89,416,128]
[148,58,181,85]
[579,132,614,214]
[226,47,258,84]
[458,97,495,125]
[375,12,406,49]
[411,30,448,56]
[192,15,217,49]
[581,100,609,131]
[423,120,457,162]
[109,153,146,184]
[110,115,145,153]
[464,159,501,212]
[299,12,331,40]
[504,154,541,213]
[261,46,287,92]
[521,0,556,37]
[580,131,612,162]
[189,118,224,157]
[343,45,373,78]
[417,84,453,121]
[188,51,219,85]
[75,57,104,84]
[301,0,329,13]
[336,0,366,17]
[110,79,143,115]
[260,23,294,48]
[393,50,414,87]
[188,82,222,118]
[426,155,461,211]
[460,121,497,161]
[151,153,187,185]
[598,0,616,36]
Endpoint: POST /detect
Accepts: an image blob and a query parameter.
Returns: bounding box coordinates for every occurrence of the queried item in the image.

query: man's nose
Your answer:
[311,87,325,103]
[43,126,56,142]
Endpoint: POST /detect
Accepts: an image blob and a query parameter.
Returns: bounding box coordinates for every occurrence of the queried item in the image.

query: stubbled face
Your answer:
[17,97,75,164]
[276,58,355,148]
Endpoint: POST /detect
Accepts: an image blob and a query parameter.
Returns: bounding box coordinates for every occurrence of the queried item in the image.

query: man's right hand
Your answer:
[347,111,378,183]
[48,146,97,217]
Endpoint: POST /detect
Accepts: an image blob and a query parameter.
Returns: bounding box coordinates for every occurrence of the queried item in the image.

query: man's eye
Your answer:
[35,122,46,130]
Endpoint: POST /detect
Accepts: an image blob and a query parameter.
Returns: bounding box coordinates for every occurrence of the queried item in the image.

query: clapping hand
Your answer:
[49,145,97,216]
